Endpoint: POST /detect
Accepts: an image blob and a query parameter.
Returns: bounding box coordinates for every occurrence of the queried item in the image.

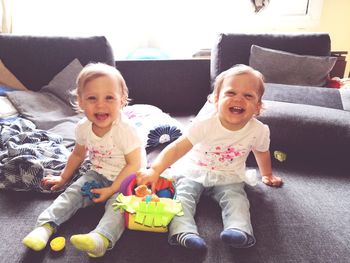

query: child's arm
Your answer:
[137,136,193,190]
[253,149,283,187]
[92,147,142,203]
[42,143,87,191]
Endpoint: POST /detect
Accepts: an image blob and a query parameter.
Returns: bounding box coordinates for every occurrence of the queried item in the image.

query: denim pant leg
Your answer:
[91,192,125,249]
[168,177,204,244]
[36,170,98,228]
[211,182,256,246]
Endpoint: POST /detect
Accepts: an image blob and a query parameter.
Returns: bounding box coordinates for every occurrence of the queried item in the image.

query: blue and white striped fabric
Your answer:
[0,118,87,192]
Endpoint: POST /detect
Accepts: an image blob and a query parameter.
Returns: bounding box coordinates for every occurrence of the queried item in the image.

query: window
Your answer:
[10,0,323,59]
[256,0,324,28]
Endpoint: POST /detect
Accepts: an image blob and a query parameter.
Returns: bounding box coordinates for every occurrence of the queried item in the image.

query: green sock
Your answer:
[22,223,54,251]
[70,233,109,257]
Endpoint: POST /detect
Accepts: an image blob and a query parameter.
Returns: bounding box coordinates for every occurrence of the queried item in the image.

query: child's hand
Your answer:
[262,174,283,187]
[136,168,160,192]
[91,187,114,203]
[42,174,68,191]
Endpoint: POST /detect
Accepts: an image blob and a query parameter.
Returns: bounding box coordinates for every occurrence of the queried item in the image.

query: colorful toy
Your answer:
[50,236,66,251]
[142,194,160,203]
[81,180,102,200]
[326,77,342,89]
[274,150,287,162]
[113,174,183,233]
[135,184,152,197]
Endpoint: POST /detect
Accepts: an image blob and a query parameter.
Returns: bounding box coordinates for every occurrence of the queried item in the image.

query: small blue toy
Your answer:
[156,188,173,198]
[81,180,102,200]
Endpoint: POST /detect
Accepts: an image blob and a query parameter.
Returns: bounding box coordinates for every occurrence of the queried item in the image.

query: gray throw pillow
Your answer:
[249,45,337,87]
[40,58,83,105]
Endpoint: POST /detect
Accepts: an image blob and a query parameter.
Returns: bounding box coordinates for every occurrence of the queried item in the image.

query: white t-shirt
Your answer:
[172,115,270,187]
[75,114,145,181]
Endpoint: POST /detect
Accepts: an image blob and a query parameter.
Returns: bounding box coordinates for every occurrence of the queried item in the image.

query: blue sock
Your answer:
[220,228,249,248]
[176,232,207,251]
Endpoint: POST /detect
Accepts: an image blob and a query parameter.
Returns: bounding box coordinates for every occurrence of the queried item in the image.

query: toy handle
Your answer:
[119,173,136,195]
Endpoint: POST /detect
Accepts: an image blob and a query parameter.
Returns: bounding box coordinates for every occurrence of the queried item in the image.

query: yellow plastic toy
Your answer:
[50,237,66,251]
[274,150,287,162]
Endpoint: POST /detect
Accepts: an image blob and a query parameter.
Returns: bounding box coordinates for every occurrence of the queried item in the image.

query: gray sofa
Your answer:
[211,33,350,167]
[0,34,349,263]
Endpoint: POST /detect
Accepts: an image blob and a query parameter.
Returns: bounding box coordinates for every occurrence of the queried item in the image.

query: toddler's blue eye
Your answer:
[87,96,97,101]
[106,96,115,101]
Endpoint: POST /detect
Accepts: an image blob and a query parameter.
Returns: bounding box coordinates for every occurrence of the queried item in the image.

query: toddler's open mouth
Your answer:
[229,106,245,114]
[95,113,109,120]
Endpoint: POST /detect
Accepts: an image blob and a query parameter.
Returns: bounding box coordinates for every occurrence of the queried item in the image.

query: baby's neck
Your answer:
[92,123,112,138]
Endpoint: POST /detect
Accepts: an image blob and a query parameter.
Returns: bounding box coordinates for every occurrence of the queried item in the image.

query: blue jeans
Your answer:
[169,176,256,247]
[36,170,124,248]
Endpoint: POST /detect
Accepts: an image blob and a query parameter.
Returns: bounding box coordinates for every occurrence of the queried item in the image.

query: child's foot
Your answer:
[70,233,109,257]
[175,232,207,251]
[220,228,250,248]
[22,223,54,251]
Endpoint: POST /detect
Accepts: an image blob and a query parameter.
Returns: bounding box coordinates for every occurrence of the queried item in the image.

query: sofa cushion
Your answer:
[0,60,28,90]
[6,59,86,145]
[339,88,350,111]
[249,45,337,87]
[40,58,83,105]
[263,83,345,110]
[6,89,81,145]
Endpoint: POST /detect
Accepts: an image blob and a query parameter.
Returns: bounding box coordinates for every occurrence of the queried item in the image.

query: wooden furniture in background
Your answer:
[330,51,348,78]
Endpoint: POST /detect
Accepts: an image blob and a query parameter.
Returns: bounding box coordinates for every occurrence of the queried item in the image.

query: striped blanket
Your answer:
[0,118,87,192]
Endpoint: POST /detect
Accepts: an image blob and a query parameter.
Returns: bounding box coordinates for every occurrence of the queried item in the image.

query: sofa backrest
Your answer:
[0,34,115,91]
[210,33,332,85]
[117,59,211,115]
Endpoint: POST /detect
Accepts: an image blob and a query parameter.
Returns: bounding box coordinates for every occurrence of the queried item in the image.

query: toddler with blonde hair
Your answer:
[137,64,282,251]
[23,63,145,257]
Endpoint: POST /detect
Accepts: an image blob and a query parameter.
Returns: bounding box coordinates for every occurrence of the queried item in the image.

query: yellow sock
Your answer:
[70,233,109,257]
[22,223,54,251]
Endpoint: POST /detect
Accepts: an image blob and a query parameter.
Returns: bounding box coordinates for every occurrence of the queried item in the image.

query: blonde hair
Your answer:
[209,64,265,104]
[71,63,129,112]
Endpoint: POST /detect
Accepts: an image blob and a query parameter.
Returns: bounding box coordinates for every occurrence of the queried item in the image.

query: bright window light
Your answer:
[11,0,323,59]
